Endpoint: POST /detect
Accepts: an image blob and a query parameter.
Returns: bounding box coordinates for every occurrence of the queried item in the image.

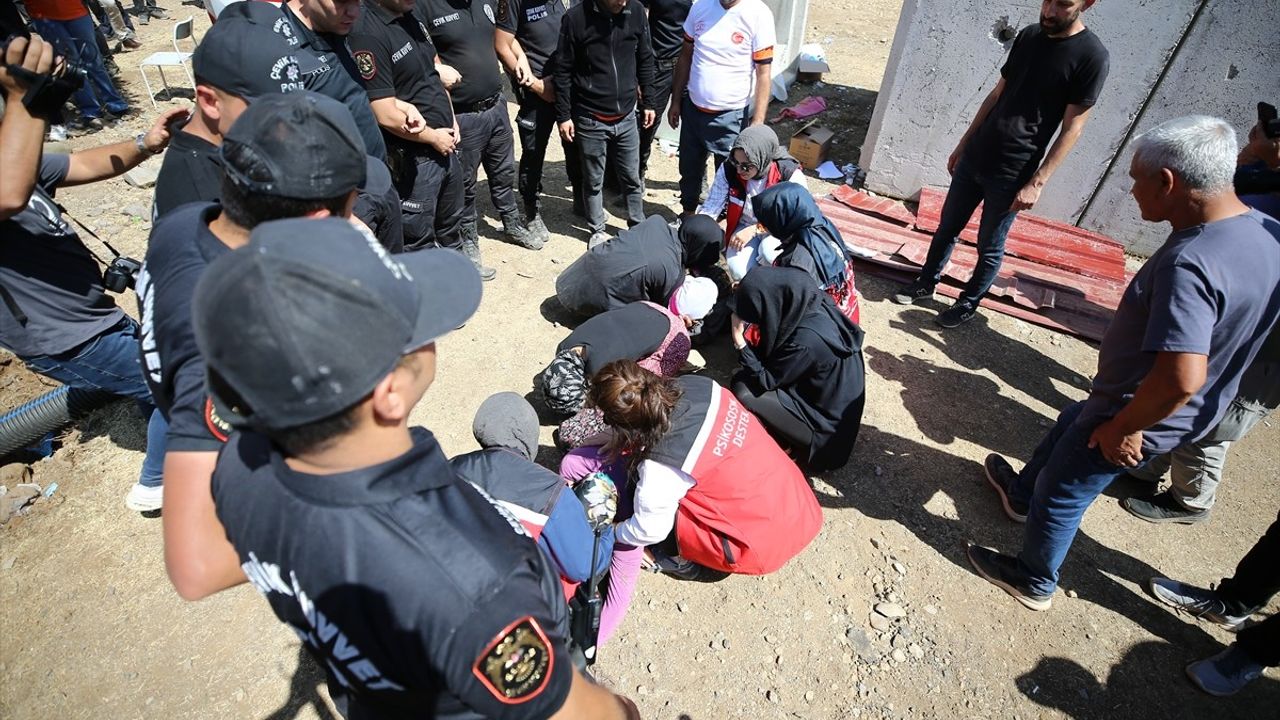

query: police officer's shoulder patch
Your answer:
[354,50,377,81]
[204,397,231,443]
[473,616,554,703]
[496,0,508,23]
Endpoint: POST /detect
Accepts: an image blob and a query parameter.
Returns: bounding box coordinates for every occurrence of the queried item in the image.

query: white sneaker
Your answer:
[124,483,163,512]
[48,125,68,142]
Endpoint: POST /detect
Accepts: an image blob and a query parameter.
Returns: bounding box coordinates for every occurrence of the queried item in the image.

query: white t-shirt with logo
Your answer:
[683,0,776,111]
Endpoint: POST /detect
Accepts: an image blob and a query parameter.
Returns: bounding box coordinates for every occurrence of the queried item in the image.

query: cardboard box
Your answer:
[789,124,834,169]
[796,56,830,84]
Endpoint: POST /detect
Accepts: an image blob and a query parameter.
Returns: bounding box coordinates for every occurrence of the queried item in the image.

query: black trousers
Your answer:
[1219,510,1280,666]
[456,100,519,226]
[514,88,582,215]
[394,146,465,251]
[731,379,814,457]
[605,55,676,189]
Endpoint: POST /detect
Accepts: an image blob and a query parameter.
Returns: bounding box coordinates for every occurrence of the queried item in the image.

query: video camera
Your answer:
[103,256,143,293]
[1,32,86,123]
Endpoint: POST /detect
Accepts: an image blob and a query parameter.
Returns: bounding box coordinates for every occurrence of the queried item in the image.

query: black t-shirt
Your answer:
[967,24,1109,183]
[418,0,502,107]
[0,155,125,358]
[558,301,669,375]
[495,0,568,78]
[137,202,234,452]
[350,1,456,130]
[641,0,691,60]
[152,126,223,220]
[279,2,389,161]
[211,427,574,719]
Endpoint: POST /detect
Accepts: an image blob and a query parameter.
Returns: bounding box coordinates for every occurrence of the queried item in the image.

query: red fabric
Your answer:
[827,259,861,326]
[25,0,89,21]
[673,385,822,574]
[723,161,785,245]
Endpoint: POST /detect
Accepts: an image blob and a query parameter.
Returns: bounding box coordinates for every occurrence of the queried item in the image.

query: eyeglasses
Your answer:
[727,157,758,175]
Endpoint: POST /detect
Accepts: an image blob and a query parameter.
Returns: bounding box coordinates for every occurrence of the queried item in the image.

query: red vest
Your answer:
[650,377,822,574]
[723,159,794,245]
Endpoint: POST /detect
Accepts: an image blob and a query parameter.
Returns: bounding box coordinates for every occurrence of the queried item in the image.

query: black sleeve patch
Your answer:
[472,616,554,704]
[354,50,377,81]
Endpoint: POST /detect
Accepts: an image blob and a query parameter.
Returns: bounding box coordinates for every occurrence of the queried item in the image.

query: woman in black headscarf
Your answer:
[554,214,723,318]
[752,182,862,325]
[728,265,866,472]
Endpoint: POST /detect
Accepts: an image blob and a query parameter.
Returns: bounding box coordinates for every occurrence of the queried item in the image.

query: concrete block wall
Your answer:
[1077,0,1280,256]
[860,0,1274,255]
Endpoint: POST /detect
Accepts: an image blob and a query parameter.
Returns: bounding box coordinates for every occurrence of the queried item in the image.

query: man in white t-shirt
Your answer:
[667,0,775,216]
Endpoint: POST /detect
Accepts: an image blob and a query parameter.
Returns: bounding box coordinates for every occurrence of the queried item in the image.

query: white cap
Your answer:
[670,276,718,321]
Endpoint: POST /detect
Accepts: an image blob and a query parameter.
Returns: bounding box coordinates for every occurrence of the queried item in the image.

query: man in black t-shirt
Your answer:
[185,218,640,719]
[0,36,186,514]
[420,0,544,263]
[495,0,584,233]
[349,0,476,264]
[145,92,370,595]
[893,0,1109,329]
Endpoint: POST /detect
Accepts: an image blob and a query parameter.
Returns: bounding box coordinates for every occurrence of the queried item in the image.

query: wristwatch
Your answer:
[135,133,161,156]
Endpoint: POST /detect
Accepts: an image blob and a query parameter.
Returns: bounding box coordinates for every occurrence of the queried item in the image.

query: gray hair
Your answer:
[1133,116,1238,193]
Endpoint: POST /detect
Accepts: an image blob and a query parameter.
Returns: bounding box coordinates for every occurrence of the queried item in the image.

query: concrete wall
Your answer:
[1078,0,1280,256]
[860,0,1276,255]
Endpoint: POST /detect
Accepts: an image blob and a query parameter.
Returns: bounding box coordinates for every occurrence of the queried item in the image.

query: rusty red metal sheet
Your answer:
[828,185,917,226]
[819,195,1125,342]
[912,186,1126,282]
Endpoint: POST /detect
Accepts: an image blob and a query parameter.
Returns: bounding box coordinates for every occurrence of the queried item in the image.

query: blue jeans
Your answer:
[1008,401,1144,596]
[916,159,1021,307]
[31,15,130,119]
[576,110,644,234]
[677,95,746,212]
[22,317,166,488]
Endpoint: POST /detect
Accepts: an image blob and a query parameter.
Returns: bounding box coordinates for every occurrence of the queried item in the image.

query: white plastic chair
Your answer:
[138,17,197,109]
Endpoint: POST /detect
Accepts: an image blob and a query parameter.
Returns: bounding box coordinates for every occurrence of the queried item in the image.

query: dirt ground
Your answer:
[2,1,1278,718]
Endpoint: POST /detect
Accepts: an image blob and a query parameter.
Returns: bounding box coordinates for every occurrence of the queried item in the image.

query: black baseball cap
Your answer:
[220,91,367,199]
[192,1,303,99]
[191,218,483,431]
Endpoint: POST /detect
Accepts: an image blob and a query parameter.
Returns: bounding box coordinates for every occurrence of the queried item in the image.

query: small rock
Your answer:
[1066,589,1079,598]
[891,648,907,663]
[869,613,892,632]
[874,602,906,618]
[846,627,877,662]
[923,605,938,615]
[677,601,687,613]
[646,662,655,674]
[775,654,783,666]
[121,204,149,218]
[123,165,160,189]
[721,637,730,649]
[764,633,777,645]
[874,465,883,477]
[909,643,924,659]
[804,690,815,703]
[766,689,779,703]
[870,537,883,550]
[637,685,649,696]
[1,556,14,571]
[891,562,906,576]
[891,633,908,649]
[550,257,562,264]
[232,688,245,703]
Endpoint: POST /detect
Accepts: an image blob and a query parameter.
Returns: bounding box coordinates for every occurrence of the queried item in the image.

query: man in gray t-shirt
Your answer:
[965,116,1280,612]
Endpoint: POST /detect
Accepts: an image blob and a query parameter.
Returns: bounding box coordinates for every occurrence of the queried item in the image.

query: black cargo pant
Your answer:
[1218,510,1280,666]
[455,96,520,228]
[393,142,465,251]
[514,86,582,216]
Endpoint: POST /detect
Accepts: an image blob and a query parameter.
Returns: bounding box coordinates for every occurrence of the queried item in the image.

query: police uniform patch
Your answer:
[473,616,554,703]
[496,0,508,24]
[354,50,377,81]
[204,397,231,443]
[483,3,495,25]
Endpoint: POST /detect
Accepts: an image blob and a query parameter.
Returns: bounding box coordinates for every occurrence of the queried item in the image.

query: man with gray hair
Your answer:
[968,115,1280,612]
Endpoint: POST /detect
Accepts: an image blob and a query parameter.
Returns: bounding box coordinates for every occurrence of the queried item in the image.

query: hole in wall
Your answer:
[991,16,1017,43]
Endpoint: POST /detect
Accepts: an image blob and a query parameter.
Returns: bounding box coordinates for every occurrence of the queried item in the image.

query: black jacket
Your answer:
[553,0,657,123]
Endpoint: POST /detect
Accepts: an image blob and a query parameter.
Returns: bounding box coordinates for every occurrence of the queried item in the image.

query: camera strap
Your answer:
[56,201,127,268]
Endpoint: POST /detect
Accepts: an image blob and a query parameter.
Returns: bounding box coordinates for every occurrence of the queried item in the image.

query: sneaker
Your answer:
[588,232,611,250]
[966,544,1052,611]
[136,11,150,24]
[936,301,977,328]
[526,213,552,246]
[47,124,68,142]
[1122,491,1210,525]
[1146,577,1250,630]
[983,453,1028,522]
[148,6,170,19]
[124,483,163,512]
[68,116,105,133]
[1186,644,1264,697]
[891,281,934,305]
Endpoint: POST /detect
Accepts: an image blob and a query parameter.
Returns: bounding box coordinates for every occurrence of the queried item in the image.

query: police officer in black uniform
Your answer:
[636,0,689,178]
[349,0,474,265]
[185,218,641,719]
[420,0,544,265]
[495,0,583,233]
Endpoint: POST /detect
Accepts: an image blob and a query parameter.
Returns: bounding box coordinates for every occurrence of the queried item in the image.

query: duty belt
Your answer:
[454,92,504,115]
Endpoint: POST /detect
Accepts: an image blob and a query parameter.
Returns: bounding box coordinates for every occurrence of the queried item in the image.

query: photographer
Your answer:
[0,34,186,512]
